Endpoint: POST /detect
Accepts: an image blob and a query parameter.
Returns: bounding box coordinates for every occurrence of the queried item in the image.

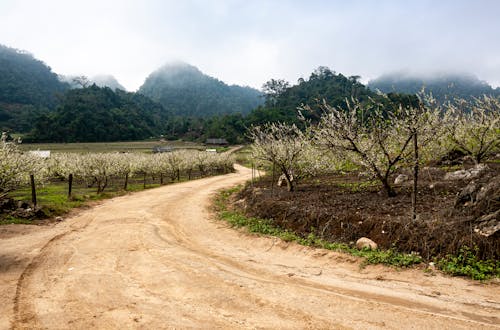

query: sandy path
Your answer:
[0,165,499,329]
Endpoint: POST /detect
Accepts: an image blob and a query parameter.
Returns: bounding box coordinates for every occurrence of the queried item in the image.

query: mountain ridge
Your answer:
[138,62,263,117]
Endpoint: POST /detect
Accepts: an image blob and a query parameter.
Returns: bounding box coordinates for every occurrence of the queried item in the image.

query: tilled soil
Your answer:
[0,165,499,329]
[238,165,500,260]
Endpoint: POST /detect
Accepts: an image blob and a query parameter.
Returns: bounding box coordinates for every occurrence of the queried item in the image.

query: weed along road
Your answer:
[0,165,498,329]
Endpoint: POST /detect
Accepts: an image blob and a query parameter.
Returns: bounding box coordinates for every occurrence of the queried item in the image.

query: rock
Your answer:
[356,237,378,250]
[444,164,488,181]
[475,210,500,237]
[394,174,409,185]
[55,216,64,221]
[17,200,29,209]
[475,176,500,203]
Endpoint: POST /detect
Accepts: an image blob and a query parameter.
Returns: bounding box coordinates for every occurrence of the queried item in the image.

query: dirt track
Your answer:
[0,165,499,329]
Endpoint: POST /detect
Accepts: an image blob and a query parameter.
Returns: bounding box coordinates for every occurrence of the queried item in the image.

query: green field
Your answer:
[18,140,205,153]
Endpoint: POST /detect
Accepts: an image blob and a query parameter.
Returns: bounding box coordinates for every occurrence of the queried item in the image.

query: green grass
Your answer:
[18,140,205,153]
[335,180,380,192]
[233,145,254,168]
[437,246,500,280]
[214,186,422,268]
[0,215,34,225]
[4,180,165,225]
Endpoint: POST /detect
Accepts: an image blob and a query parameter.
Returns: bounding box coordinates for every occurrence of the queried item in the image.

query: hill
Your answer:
[0,44,69,132]
[246,66,380,126]
[368,72,500,102]
[138,62,262,117]
[29,85,169,142]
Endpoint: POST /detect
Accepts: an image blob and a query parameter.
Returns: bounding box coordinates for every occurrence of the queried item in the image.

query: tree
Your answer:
[444,96,500,164]
[313,99,413,197]
[72,75,91,88]
[262,79,290,107]
[249,122,309,192]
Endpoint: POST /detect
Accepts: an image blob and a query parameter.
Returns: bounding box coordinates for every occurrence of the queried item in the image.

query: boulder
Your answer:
[356,237,378,250]
[475,210,500,237]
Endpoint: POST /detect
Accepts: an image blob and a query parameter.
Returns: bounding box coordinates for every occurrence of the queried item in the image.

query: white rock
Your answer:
[356,237,378,250]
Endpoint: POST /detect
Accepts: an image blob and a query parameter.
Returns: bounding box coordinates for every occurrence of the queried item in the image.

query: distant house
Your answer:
[205,138,229,146]
[152,146,174,153]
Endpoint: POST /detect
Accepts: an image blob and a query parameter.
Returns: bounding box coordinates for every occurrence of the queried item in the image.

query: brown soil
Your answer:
[238,164,500,260]
[0,165,499,329]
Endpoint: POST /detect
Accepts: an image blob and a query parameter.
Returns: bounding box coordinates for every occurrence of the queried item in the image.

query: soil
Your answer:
[237,163,500,260]
[0,165,499,329]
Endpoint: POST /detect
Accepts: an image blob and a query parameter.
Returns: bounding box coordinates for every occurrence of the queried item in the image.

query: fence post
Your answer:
[30,174,37,207]
[68,173,73,198]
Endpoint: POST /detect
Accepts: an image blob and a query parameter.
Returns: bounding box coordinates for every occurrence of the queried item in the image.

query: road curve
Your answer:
[0,165,499,329]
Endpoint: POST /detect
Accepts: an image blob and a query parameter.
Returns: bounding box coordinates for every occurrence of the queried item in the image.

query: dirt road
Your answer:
[1,165,499,329]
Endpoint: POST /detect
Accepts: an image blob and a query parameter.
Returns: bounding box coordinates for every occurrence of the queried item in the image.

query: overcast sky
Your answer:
[1,0,499,91]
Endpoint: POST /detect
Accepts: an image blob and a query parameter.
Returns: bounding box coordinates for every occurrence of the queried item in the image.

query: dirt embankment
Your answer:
[0,165,498,329]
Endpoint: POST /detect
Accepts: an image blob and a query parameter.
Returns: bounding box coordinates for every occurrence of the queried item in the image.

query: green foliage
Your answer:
[247,67,380,127]
[138,62,262,117]
[29,85,170,142]
[0,215,34,225]
[215,186,422,268]
[0,44,68,108]
[437,246,500,280]
[0,44,69,132]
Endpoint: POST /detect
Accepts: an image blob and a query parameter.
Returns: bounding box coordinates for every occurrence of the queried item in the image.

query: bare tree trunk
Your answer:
[412,132,419,221]
[123,173,128,190]
[271,161,276,196]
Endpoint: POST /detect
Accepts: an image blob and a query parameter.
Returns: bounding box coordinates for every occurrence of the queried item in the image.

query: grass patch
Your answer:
[0,215,33,225]
[214,186,422,268]
[335,180,380,192]
[437,246,500,280]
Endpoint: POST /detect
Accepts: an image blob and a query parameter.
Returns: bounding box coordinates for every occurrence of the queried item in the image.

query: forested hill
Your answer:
[368,73,500,103]
[138,62,262,117]
[246,66,379,126]
[0,44,69,132]
[29,85,170,142]
[0,44,68,107]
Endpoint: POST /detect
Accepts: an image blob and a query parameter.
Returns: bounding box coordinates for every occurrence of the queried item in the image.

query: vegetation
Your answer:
[437,246,500,280]
[443,96,500,164]
[250,96,498,196]
[28,85,170,142]
[215,186,423,268]
[0,44,69,133]
[138,62,262,117]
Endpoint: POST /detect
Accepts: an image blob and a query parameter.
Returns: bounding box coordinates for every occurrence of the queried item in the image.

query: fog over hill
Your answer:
[91,75,126,91]
[368,72,500,102]
[138,62,263,117]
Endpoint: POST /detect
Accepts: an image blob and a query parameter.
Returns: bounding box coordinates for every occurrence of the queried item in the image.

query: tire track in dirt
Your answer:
[2,165,500,329]
[12,216,96,329]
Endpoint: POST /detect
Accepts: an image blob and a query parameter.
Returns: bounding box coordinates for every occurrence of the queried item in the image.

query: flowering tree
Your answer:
[312,98,444,197]
[444,96,500,164]
[0,136,47,194]
[249,123,311,192]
